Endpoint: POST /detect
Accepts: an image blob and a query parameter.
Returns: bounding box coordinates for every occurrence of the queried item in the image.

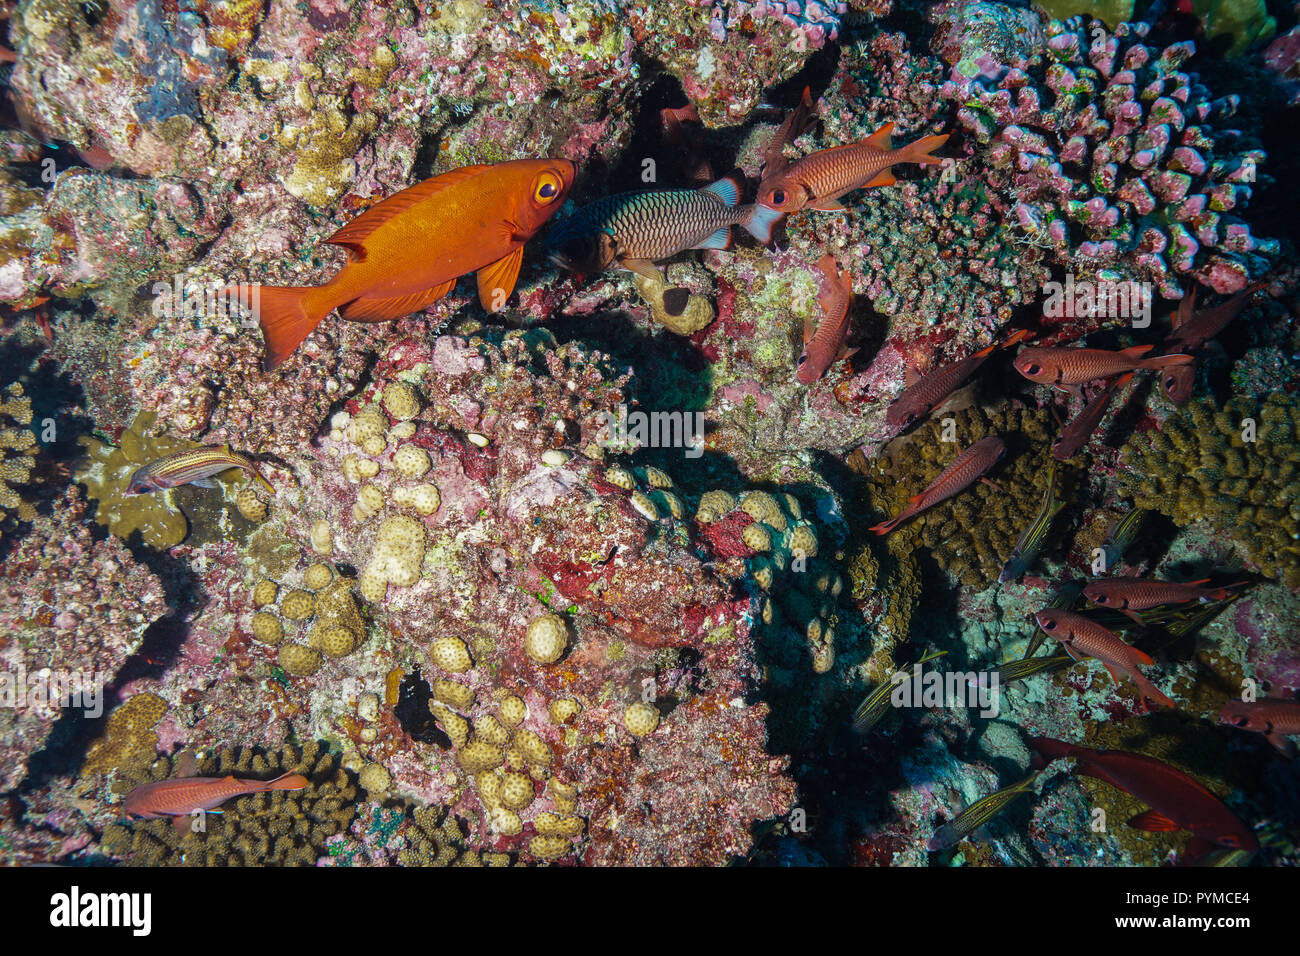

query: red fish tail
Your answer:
[233,284,330,371]
[1141,351,1194,371]
[901,133,950,167]
[266,771,310,791]
[1132,672,1175,711]
[869,513,907,535]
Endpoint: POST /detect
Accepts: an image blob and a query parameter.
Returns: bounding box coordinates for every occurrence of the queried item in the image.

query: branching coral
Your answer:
[1118,392,1300,587]
[0,381,37,532]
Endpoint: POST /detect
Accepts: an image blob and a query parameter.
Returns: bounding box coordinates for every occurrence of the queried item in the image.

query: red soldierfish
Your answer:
[235,159,575,370]
[1031,736,1259,858]
[869,435,1006,535]
[1160,282,1266,405]
[1219,698,1300,756]
[126,445,275,496]
[756,121,949,228]
[796,255,856,384]
[1051,372,1133,461]
[1034,607,1174,711]
[1084,576,1248,626]
[123,771,309,820]
[1014,344,1192,391]
[887,330,1032,431]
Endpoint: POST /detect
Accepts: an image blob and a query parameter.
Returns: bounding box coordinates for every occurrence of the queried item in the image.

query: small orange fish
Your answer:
[1014,344,1191,392]
[755,121,949,228]
[1219,698,1300,756]
[870,435,1006,535]
[123,771,309,825]
[1034,608,1174,711]
[887,329,1032,431]
[796,255,856,384]
[235,159,574,369]
[1160,282,1266,405]
[1051,371,1133,461]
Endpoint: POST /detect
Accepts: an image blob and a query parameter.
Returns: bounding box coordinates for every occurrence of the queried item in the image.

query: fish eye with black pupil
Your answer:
[772,190,786,204]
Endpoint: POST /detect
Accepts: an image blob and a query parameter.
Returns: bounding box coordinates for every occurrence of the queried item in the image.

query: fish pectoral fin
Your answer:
[621,258,665,284]
[807,196,849,211]
[1128,809,1180,832]
[862,170,896,189]
[693,226,733,251]
[802,315,816,345]
[189,477,216,489]
[476,249,525,312]
[340,281,455,321]
[1102,663,1123,685]
[836,345,858,361]
[325,166,490,250]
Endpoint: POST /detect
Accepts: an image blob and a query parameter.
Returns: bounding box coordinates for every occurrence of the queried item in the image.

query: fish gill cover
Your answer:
[0,0,1296,874]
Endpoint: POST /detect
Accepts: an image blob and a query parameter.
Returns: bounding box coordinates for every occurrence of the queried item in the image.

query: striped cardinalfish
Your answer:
[988,653,1075,687]
[851,648,948,734]
[926,770,1041,851]
[545,172,781,282]
[1100,506,1148,570]
[999,462,1067,583]
[126,445,274,496]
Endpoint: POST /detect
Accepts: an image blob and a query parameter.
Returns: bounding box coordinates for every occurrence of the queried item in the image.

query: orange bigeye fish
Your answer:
[887,329,1032,432]
[1034,607,1174,711]
[1051,371,1133,461]
[796,255,856,384]
[234,159,575,370]
[754,120,949,236]
[1160,281,1267,405]
[869,435,1006,535]
[123,771,309,832]
[1013,344,1192,394]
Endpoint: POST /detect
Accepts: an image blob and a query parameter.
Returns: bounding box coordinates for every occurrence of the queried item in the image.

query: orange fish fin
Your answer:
[837,345,858,361]
[1102,663,1122,685]
[1062,643,1084,663]
[1130,646,1155,667]
[1119,344,1155,359]
[235,284,326,372]
[903,133,951,166]
[802,315,816,345]
[172,815,194,836]
[340,281,454,321]
[324,167,490,251]
[904,365,922,388]
[862,170,895,189]
[1128,809,1180,832]
[477,247,524,311]
[865,122,894,150]
[808,196,849,211]
[1188,578,1212,586]
[998,328,1033,350]
[621,258,664,283]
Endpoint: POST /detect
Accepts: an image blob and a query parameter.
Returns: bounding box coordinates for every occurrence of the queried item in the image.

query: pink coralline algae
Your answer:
[941,14,1278,297]
[0,488,166,791]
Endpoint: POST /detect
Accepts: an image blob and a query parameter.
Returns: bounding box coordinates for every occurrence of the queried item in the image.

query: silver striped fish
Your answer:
[126,445,274,496]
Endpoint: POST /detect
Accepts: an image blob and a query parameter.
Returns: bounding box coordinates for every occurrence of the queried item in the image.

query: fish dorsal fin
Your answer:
[1188,578,1211,586]
[478,247,524,311]
[221,775,240,784]
[865,122,894,150]
[701,171,744,207]
[1128,809,1180,832]
[1118,344,1155,359]
[325,166,490,253]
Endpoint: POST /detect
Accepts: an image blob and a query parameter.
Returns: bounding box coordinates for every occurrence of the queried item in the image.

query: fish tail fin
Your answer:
[901,133,950,167]
[234,284,328,371]
[868,514,904,535]
[743,203,785,244]
[1133,672,1175,711]
[266,772,310,791]
[1142,351,1195,371]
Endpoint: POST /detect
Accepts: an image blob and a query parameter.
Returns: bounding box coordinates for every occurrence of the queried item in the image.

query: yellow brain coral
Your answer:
[523,613,568,664]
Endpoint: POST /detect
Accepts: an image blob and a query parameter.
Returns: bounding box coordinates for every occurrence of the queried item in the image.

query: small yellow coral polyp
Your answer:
[75,411,193,548]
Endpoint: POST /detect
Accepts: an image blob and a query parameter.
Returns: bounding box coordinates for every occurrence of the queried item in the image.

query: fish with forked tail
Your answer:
[126,445,274,496]
[999,461,1066,583]
[123,771,309,830]
[869,436,1006,535]
[1084,576,1249,626]
[887,329,1032,432]
[233,159,574,369]
[1013,344,1192,392]
[796,255,856,384]
[1034,608,1175,711]
[927,770,1041,851]
[755,121,949,232]
[545,172,780,281]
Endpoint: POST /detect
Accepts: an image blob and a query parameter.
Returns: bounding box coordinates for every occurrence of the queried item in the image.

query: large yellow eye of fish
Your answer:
[533,171,563,204]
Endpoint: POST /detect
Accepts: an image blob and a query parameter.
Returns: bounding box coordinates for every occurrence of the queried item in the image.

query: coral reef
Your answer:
[1118,392,1300,588]
[0,381,37,533]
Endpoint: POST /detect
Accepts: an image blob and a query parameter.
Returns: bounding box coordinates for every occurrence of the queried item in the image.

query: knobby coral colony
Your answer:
[0,0,1297,870]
